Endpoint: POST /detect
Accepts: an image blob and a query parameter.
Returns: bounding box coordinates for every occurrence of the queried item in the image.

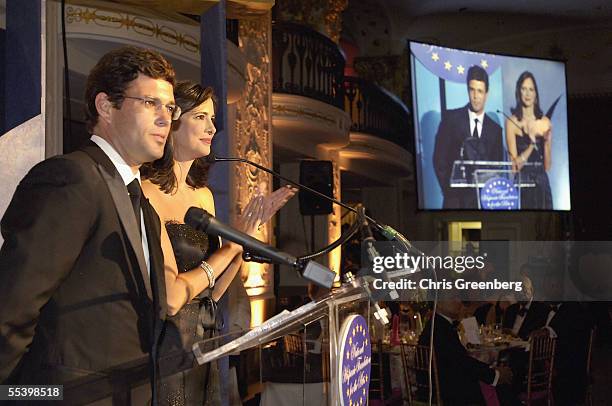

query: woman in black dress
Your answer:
[142,81,295,405]
[505,71,553,209]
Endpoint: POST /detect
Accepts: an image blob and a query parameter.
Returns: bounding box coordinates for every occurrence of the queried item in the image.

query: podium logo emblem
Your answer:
[338,315,371,406]
[480,177,519,210]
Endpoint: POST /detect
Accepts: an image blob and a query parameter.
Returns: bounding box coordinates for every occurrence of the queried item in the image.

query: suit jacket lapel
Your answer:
[80,142,153,300]
[462,105,472,140]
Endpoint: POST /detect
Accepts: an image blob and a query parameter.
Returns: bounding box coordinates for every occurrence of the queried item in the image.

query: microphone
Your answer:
[205,152,409,244]
[496,109,538,151]
[359,207,399,301]
[184,207,335,288]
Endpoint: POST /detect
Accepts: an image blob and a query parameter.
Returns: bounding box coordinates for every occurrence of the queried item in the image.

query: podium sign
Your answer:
[338,315,371,406]
[451,160,540,210]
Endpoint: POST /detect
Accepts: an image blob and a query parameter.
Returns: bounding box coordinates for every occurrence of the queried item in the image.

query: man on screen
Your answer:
[433,65,503,209]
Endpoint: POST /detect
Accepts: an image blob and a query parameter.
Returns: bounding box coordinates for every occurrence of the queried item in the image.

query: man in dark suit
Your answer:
[502,276,549,340]
[433,65,504,209]
[546,302,594,406]
[419,293,514,405]
[0,46,178,403]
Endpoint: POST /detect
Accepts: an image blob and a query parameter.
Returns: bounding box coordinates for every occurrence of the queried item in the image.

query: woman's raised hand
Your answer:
[261,185,298,224]
[236,194,264,237]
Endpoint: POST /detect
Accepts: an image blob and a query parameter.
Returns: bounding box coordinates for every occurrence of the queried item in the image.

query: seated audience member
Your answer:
[502,276,549,340]
[546,302,594,406]
[475,292,516,326]
[419,291,515,405]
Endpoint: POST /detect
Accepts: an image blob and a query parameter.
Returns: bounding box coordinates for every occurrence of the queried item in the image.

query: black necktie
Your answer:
[127,179,142,235]
[473,118,479,138]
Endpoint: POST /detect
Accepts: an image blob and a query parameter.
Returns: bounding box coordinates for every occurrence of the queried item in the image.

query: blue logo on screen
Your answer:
[480,177,519,210]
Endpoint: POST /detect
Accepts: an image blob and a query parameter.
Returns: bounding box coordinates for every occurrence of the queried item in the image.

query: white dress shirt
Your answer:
[512,299,532,335]
[91,135,150,275]
[468,109,485,138]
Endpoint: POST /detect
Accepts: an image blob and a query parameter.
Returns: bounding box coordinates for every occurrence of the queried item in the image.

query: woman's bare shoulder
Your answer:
[194,186,215,215]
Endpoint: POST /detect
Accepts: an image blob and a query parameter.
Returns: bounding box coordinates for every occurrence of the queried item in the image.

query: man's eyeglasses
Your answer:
[122,95,182,121]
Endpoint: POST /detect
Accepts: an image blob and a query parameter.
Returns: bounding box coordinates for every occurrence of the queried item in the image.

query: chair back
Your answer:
[526,329,556,405]
[400,343,442,405]
[369,339,386,402]
[282,333,304,367]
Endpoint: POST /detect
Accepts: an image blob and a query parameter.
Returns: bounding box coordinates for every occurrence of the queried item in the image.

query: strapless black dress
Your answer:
[515,135,552,209]
[158,222,221,406]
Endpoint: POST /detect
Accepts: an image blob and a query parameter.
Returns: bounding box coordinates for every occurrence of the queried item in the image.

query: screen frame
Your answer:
[407,39,572,213]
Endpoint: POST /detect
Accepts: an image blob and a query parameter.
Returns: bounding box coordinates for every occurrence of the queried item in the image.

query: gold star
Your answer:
[349,336,353,345]
[444,61,452,71]
[481,59,488,69]
[457,65,465,74]
[346,350,350,359]
[362,388,366,396]
[360,397,363,405]
[431,52,440,61]
[346,389,350,397]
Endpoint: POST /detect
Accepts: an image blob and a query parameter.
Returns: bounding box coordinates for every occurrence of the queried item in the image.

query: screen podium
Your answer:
[193,278,378,406]
[450,160,542,209]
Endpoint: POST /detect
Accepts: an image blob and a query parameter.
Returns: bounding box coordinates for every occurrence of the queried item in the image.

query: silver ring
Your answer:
[247,212,253,217]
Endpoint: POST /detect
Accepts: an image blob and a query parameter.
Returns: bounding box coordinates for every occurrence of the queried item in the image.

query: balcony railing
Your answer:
[272,22,345,109]
[343,76,412,151]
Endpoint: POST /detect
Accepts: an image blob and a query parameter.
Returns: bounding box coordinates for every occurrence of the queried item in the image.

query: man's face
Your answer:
[468,79,488,115]
[107,74,174,167]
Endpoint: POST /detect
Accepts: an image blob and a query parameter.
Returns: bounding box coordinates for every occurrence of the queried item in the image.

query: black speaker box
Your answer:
[299,160,333,215]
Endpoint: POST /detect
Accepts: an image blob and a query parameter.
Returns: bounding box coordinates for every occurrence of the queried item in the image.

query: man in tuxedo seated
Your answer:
[433,65,504,209]
[502,276,549,340]
[419,291,515,405]
[0,46,176,403]
[546,301,594,405]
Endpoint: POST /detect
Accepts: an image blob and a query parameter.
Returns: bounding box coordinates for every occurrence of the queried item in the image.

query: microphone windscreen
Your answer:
[184,207,211,232]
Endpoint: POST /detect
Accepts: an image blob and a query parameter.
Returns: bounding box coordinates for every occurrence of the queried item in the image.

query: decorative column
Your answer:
[233,12,274,326]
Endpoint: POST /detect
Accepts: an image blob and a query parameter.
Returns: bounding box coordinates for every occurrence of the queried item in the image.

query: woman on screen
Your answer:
[505,71,553,209]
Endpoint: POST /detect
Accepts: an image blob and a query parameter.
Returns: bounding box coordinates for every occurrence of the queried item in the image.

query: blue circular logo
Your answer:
[480,177,519,210]
[338,315,371,406]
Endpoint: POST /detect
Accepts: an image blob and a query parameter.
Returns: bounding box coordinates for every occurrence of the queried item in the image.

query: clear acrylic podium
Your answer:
[192,279,376,406]
[450,160,542,209]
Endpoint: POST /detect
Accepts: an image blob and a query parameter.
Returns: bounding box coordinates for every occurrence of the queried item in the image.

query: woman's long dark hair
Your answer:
[510,71,543,121]
[142,81,216,194]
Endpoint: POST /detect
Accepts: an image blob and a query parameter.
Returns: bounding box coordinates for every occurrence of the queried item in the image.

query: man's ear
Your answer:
[95,92,114,124]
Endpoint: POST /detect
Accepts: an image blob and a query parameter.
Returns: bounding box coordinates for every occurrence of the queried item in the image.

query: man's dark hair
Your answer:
[141,81,216,194]
[84,46,176,133]
[466,65,489,92]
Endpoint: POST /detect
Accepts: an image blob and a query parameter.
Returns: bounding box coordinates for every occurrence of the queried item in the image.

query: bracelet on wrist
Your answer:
[200,261,215,289]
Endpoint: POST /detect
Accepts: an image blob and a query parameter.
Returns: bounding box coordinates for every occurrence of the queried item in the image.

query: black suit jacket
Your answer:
[433,105,503,209]
[419,314,495,405]
[548,303,593,404]
[0,142,166,401]
[502,301,549,340]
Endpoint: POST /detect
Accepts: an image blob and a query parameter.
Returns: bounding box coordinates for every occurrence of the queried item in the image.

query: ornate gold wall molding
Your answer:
[234,13,274,298]
[324,0,348,43]
[65,6,199,54]
[275,0,348,43]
